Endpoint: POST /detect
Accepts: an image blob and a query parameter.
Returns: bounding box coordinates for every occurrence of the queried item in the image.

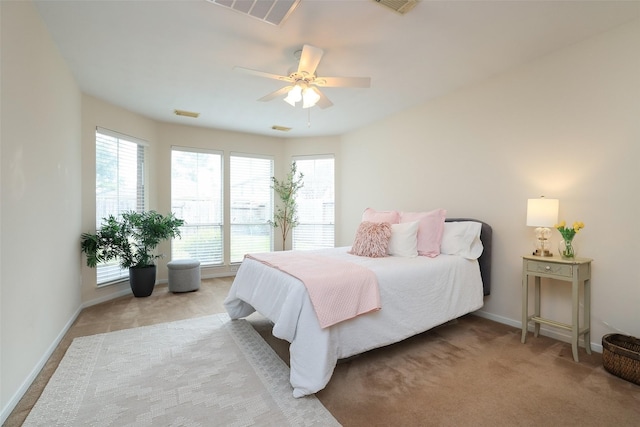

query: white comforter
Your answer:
[224,247,484,397]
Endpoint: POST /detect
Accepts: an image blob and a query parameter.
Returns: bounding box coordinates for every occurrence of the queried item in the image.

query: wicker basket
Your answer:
[602,334,640,385]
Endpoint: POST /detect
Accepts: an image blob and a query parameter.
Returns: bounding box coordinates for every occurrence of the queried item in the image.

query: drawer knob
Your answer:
[545,266,551,270]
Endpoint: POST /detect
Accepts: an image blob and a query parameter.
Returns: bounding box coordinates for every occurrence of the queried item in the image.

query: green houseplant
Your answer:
[81,210,184,297]
[269,162,304,251]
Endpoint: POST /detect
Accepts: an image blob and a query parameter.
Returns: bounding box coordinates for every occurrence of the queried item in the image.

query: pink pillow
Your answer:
[349,221,392,258]
[399,209,447,257]
[362,207,400,224]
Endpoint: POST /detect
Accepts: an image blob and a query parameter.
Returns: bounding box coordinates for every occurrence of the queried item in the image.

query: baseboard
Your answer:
[81,287,132,308]
[473,309,521,329]
[473,309,602,353]
[83,272,235,309]
[3,286,145,422]
[1,274,239,424]
[1,305,83,425]
[202,272,236,280]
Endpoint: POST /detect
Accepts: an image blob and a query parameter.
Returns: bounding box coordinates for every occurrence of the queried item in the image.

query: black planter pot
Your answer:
[129,265,156,297]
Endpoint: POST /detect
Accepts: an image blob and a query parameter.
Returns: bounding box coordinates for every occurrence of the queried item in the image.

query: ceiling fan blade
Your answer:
[298,44,324,76]
[258,86,293,102]
[311,87,333,109]
[234,66,292,82]
[315,76,371,88]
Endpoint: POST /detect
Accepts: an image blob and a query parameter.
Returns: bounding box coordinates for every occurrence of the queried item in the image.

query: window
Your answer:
[230,154,274,262]
[95,128,146,285]
[171,148,223,265]
[292,156,335,250]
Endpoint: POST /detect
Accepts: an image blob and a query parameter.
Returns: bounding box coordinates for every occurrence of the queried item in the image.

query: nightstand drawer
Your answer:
[526,260,573,278]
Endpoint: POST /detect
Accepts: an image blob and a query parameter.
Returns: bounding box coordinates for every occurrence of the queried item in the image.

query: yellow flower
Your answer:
[556,220,585,241]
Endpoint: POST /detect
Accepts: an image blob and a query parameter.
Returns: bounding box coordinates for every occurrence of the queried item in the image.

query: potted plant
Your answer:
[269,162,304,251]
[81,210,185,297]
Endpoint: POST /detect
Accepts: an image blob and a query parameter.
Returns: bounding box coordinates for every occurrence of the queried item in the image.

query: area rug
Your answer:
[23,313,340,426]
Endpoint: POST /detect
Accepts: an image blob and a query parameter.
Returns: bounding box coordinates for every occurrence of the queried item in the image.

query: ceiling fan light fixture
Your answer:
[283,96,297,107]
[235,43,370,110]
[302,87,320,109]
[283,84,303,106]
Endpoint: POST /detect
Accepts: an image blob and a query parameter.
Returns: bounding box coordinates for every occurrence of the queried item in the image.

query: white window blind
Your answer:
[171,148,223,265]
[292,156,335,250]
[95,128,146,285]
[230,154,274,262]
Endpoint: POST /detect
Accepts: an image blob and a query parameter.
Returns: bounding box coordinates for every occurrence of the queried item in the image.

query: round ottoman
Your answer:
[167,259,201,293]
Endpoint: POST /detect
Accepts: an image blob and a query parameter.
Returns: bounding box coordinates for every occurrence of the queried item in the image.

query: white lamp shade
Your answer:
[526,198,559,227]
[302,87,320,108]
[284,84,302,106]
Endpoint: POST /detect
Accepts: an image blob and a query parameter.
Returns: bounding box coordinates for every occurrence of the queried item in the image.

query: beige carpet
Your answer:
[6,279,640,426]
[22,313,339,427]
[313,315,640,426]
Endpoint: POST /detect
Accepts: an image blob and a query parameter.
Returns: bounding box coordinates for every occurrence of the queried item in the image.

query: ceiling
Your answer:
[34,0,639,138]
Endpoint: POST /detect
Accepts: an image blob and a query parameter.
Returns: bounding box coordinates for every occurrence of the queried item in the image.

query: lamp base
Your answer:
[533,249,553,257]
[533,233,553,257]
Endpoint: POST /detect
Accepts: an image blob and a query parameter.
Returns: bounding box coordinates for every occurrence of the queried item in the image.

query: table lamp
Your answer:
[526,196,559,257]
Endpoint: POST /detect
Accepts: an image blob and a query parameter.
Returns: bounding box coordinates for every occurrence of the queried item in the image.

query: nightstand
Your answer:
[521,255,592,362]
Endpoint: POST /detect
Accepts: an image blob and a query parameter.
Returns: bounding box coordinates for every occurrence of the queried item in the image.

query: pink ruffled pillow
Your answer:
[362,207,400,224]
[399,209,447,257]
[349,221,392,258]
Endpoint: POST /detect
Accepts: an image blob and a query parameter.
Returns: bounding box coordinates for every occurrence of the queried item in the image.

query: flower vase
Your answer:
[558,238,577,259]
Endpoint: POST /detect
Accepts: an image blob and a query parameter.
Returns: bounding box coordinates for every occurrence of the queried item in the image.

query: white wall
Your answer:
[1,1,82,420]
[2,1,638,421]
[339,20,640,344]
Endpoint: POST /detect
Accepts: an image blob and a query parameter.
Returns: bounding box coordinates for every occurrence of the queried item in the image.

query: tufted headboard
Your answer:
[445,218,492,296]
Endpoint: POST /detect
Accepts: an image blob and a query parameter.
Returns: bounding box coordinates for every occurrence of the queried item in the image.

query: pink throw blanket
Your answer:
[245,252,381,328]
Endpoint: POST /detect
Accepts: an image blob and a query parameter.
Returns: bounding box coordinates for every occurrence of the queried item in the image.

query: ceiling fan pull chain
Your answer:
[307,108,311,128]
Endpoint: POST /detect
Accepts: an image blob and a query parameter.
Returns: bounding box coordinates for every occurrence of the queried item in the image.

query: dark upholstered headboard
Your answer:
[445,218,492,296]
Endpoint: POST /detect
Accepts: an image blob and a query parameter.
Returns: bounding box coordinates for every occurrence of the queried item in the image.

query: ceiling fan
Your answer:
[234,44,371,109]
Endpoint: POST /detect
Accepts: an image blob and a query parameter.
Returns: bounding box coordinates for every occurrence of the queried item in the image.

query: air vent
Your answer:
[206,0,301,26]
[272,125,292,132]
[372,0,418,14]
[174,109,200,118]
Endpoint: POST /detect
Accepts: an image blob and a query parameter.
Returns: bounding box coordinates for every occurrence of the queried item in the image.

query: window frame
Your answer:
[94,127,148,286]
[170,146,224,266]
[229,152,275,263]
[292,154,335,250]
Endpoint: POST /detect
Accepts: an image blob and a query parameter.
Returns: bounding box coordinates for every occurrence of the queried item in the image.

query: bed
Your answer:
[224,217,492,397]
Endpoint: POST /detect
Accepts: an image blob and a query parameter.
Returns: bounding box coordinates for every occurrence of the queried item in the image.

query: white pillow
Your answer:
[387,221,419,257]
[440,221,483,259]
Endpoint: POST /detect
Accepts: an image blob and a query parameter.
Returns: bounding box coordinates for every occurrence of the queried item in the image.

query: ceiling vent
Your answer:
[206,0,301,26]
[372,0,418,14]
[174,109,200,118]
